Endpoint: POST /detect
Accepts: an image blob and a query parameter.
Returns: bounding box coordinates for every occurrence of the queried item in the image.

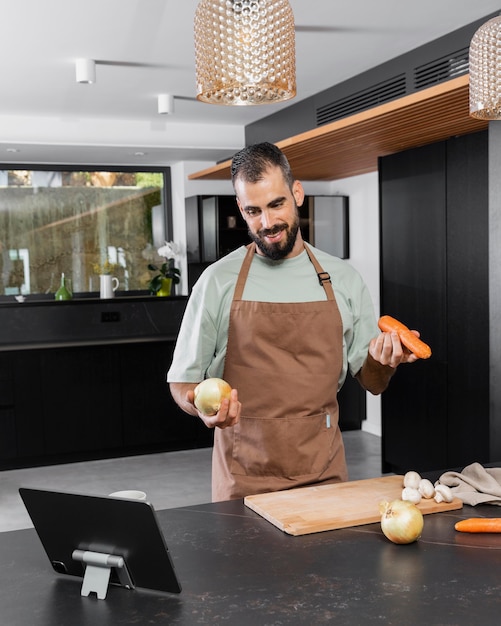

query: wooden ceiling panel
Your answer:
[189,75,488,182]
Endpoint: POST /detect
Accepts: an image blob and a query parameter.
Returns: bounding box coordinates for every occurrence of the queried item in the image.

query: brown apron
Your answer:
[212,242,348,501]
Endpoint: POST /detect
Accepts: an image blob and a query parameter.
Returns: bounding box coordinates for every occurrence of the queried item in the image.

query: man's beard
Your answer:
[248,213,300,261]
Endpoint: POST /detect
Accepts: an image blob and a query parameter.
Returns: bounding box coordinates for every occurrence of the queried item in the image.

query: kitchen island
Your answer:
[1,495,500,625]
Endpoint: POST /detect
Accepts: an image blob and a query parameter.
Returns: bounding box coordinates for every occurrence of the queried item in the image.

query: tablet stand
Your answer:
[72,549,134,600]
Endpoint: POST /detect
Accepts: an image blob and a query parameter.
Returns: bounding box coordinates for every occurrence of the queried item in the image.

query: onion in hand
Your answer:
[193,378,232,416]
[379,499,424,544]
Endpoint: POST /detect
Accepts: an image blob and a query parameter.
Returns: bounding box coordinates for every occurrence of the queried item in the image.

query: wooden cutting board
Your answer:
[244,475,462,536]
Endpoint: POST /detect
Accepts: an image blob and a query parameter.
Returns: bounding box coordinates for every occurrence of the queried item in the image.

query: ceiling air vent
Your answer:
[316,74,407,127]
[413,47,469,90]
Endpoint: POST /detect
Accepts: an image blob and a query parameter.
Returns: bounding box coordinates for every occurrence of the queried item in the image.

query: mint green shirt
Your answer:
[167,245,378,389]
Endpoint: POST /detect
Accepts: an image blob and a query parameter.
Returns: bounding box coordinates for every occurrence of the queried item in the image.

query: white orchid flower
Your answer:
[157,241,179,259]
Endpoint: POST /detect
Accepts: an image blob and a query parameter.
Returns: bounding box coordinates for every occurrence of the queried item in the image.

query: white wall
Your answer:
[172,164,382,436]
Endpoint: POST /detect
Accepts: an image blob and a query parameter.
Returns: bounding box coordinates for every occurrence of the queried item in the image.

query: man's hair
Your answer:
[230,142,295,191]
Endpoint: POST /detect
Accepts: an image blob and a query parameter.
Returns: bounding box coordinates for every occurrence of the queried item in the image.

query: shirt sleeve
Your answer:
[345,274,379,378]
[167,249,244,383]
[167,279,218,383]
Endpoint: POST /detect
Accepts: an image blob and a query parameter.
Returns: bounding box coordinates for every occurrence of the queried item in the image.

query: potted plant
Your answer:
[147,241,181,296]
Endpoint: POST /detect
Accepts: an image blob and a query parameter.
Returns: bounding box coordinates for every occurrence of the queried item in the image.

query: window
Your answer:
[0,167,171,298]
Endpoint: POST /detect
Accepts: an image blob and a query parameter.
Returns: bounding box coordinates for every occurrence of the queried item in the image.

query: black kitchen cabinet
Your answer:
[185,195,246,268]
[120,342,213,449]
[0,296,214,468]
[0,341,213,469]
[40,345,122,455]
[216,195,249,257]
[380,131,489,474]
[0,354,16,460]
[0,409,16,460]
[338,373,366,431]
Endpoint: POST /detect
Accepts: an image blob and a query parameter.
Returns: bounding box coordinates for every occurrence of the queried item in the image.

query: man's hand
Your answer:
[170,382,241,429]
[357,330,420,395]
[369,330,420,369]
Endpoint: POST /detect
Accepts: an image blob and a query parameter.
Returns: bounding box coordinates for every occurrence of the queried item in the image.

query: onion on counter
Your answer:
[193,377,232,416]
[379,499,424,544]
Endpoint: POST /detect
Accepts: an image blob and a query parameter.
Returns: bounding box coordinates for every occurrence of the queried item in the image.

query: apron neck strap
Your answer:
[233,243,256,300]
[303,243,335,300]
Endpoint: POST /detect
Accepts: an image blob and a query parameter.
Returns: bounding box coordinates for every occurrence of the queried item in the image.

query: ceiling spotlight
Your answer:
[75,59,96,84]
[158,94,174,115]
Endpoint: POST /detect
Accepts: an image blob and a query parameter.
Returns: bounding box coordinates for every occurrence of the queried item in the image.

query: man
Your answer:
[168,142,418,501]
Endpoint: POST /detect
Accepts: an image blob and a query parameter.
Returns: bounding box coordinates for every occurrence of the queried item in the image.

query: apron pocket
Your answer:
[230,412,336,479]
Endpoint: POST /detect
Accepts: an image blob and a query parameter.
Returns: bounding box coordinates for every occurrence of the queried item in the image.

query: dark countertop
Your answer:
[1,497,501,625]
[0,295,188,351]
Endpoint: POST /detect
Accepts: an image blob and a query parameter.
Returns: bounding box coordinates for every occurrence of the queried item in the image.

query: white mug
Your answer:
[108,490,147,501]
[99,274,119,299]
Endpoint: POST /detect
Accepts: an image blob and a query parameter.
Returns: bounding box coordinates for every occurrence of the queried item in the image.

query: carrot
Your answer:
[455,518,501,533]
[378,315,432,359]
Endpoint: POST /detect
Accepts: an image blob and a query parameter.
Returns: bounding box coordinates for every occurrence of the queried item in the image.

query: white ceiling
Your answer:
[0,0,500,168]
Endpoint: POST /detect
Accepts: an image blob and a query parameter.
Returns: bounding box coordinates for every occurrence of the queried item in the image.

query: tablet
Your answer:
[19,487,182,598]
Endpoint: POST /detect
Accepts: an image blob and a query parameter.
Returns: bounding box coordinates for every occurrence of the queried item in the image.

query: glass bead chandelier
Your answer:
[194,0,296,105]
[469,15,501,119]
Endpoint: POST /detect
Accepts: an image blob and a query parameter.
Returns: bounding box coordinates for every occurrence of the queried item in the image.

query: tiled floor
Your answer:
[0,430,383,532]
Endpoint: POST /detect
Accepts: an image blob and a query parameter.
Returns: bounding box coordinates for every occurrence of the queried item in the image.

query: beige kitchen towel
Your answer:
[438,462,501,506]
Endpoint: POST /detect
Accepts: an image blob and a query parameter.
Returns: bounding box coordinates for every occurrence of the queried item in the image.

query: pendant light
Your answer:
[469,15,501,119]
[194,0,296,106]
